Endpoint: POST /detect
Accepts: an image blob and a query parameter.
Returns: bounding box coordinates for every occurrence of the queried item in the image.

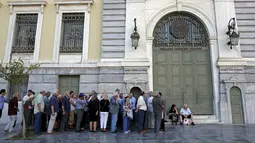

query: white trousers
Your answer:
[47,113,57,133]
[5,115,17,132]
[100,112,109,129]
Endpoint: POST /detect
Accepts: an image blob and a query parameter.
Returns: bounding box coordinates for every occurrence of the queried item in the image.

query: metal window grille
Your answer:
[60,13,85,53]
[153,12,209,49]
[12,14,38,53]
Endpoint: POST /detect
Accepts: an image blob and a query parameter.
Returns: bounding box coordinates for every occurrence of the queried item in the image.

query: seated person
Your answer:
[168,104,179,123]
[180,104,195,125]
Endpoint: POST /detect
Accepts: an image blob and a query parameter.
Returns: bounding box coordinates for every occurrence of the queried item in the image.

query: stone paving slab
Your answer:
[0,125,255,143]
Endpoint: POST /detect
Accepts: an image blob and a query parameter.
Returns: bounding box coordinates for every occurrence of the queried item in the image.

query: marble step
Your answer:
[165,115,222,124]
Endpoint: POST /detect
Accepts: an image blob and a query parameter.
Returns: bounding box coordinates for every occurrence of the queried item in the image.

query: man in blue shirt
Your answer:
[60,91,71,132]
[47,90,60,134]
[0,89,9,119]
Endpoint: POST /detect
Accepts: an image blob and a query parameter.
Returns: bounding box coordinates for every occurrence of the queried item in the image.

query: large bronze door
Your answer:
[153,12,213,114]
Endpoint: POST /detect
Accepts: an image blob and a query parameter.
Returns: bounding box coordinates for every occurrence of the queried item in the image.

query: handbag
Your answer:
[127,109,133,120]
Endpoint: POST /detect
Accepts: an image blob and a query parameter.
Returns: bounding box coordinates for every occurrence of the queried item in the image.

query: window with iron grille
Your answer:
[60,13,85,53]
[12,14,38,53]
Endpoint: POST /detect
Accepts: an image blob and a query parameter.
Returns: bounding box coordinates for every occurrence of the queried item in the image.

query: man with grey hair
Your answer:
[109,89,120,133]
[180,104,195,125]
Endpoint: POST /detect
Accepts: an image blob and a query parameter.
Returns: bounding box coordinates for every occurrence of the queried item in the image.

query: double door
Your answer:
[153,48,213,114]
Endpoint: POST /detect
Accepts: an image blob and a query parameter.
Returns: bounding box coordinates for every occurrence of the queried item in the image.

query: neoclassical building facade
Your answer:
[0,0,255,124]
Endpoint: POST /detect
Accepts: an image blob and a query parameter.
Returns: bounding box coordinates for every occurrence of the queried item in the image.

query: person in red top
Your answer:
[4,92,20,133]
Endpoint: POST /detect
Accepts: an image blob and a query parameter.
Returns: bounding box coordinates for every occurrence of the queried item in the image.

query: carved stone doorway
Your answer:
[130,87,142,100]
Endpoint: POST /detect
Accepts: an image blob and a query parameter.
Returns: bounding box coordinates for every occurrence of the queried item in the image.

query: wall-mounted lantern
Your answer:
[130,18,140,49]
[226,17,240,49]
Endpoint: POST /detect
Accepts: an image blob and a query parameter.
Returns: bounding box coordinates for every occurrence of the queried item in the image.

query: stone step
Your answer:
[165,115,221,124]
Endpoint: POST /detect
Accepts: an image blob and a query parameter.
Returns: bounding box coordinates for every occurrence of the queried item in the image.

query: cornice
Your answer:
[54,0,93,5]
[7,0,47,6]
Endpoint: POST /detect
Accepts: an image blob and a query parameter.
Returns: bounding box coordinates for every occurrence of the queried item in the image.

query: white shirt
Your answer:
[22,94,29,104]
[70,98,76,111]
[137,96,147,111]
[180,108,192,115]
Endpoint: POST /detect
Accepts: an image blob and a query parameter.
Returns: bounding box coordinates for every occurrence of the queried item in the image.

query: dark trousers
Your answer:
[0,109,2,119]
[41,113,47,132]
[34,112,42,134]
[117,112,123,129]
[60,112,69,131]
[138,110,145,133]
[80,111,87,129]
[160,118,165,131]
[154,114,161,133]
[76,109,84,131]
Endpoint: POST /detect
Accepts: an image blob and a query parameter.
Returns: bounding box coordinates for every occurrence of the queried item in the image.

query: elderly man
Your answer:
[109,90,119,133]
[136,91,147,134]
[34,91,45,135]
[147,91,154,129]
[180,104,195,125]
[60,91,71,132]
[4,92,20,133]
[47,90,60,134]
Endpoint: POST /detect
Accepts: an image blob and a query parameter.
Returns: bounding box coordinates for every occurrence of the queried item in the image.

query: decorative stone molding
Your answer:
[126,0,145,3]
[217,58,247,66]
[8,0,47,14]
[220,74,246,82]
[54,0,93,13]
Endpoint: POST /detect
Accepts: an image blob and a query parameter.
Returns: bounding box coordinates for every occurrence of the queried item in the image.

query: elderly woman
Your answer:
[123,95,132,133]
[88,94,100,132]
[100,92,110,132]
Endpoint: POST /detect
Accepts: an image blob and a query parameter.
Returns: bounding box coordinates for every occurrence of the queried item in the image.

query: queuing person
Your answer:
[109,91,119,133]
[130,93,136,128]
[42,91,50,132]
[60,91,71,132]
[88,94,99,132]
[75,93,87,132]
[4,92,19,133]
[0,89,8,119]
[69,93,77,129]
[147,92,154,129]
[152,92,163,133]
[123,95,132,133]
[100,92,110,132]
[24,94,35,131]
[159,92,166,131]
[34,91,45,135]
[136,91,147,134]
[47,90,60,134]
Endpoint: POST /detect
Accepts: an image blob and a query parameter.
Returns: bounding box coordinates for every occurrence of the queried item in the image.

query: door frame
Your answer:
[229,86,244,124]
[146,7,220,119]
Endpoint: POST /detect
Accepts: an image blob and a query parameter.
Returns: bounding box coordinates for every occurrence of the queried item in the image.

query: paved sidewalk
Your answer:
[0,124,255,143]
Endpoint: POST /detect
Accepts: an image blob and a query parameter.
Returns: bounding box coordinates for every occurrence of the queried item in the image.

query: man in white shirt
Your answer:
[180,104,195,125]
[136,91,147,134]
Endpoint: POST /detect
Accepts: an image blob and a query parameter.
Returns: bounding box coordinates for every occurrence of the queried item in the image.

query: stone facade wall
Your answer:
[219,67,255,124]
[27,66,149,95]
